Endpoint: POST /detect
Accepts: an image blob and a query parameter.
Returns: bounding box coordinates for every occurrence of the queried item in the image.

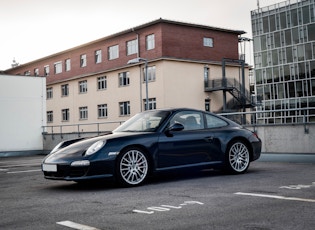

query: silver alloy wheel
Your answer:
[119,149,148,185]
[228,142,250,173]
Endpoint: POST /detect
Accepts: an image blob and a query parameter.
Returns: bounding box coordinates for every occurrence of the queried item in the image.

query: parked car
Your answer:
[42,108,261,186]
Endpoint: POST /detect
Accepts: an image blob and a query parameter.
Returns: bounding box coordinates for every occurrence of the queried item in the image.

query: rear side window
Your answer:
[206,114,228,128]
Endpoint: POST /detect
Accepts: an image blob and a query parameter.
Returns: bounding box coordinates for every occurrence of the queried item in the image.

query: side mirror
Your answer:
[165,123,184,137]
[168,123,185,132]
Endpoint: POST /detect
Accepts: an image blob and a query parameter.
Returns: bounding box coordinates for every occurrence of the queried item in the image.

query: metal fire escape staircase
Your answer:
[205,78,254,110]
[204,58,255,113]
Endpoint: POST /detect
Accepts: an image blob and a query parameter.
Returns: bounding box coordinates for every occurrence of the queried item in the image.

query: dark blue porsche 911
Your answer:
[42,108,261,186]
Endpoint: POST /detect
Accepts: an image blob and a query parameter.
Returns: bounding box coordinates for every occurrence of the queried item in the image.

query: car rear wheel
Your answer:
[225,140,250,174]
[116,148,149,187]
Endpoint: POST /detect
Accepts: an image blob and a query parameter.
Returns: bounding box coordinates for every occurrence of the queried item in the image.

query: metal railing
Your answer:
[205,78,254,105]
[42,121,124,138]
[42,107,315,138]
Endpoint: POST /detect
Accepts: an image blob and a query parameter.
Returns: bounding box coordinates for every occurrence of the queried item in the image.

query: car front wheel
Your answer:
[116,148,149,187]
[225,140,250,174]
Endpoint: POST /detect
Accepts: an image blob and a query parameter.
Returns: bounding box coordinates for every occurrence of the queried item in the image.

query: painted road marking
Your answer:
[7,169,41,174]
[133,200,204,214]
[235,192,315,203]
[280,182,315,190]
[57,221,100,230]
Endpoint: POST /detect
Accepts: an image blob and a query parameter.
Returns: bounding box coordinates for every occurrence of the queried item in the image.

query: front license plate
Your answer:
[42,164,57,172]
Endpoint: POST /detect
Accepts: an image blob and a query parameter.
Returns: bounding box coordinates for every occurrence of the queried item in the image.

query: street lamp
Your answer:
[127,57,149,110]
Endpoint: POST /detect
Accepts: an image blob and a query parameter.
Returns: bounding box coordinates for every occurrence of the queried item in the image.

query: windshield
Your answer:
[114,111,170,132]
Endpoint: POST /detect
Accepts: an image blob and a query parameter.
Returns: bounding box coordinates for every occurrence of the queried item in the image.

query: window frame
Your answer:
[98,104,108,118]
[119,101,130,116]
[108,45,119,60]
[34,68,39,76]
[54,61,62,74]
[146,34,155,50]
[119,72,130,87]
[47,111,53,123]
[62,108,70,122]
[95,49,102,63]
[203,37,214,47]
[205,114,228,129]
[79,106,88,120]
[97,76,107,90]
[80,54,87,67]
[79,80,88,94]
[44,65,49,76]
[143,66,156,82]
[61,84,69,97]
[127,39,138,55]
[65,59,71,72]
[46,87,53,99]
[143,98,156,111]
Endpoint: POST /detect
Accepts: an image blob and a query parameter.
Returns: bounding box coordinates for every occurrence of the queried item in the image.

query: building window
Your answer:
[98,104,108,118]
[144,98,156,110]
[61,84,69,97]
[46,87,53,99]
[34,68,39,76]
[127,39,138,55]
[119,101,130,116]
[146,34,155,50]
[108,45,119,60]
[47,111,53,123]
[62,109,70,122]
[80,54,87,67]
[79,106,88,120]
[54,61,62,74]
[95,49,102,63]
[143,66,156,82]
[79,80,88,93]
[119,72,130,86]
[97,76,107,90]
[44,65,49,76]
[24,70,31,76]
[65,59,71,71]
[203,37,213,47]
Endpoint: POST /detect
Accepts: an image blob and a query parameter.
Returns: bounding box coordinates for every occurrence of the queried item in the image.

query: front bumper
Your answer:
[42,160,115,181]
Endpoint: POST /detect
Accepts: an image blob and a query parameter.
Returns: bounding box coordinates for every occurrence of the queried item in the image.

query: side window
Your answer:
[205,114,228,128]
[170,111,204,131]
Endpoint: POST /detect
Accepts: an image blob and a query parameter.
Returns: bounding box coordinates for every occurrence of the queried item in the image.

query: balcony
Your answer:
[205,78,256,110]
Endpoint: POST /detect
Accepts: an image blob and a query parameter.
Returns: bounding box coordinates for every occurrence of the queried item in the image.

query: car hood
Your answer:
[44,132,151,163]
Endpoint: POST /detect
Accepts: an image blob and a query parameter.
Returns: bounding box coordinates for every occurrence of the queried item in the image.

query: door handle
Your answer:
[204,136,214,142]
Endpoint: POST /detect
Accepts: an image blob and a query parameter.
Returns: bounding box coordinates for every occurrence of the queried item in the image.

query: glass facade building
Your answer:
[251,0,315,124]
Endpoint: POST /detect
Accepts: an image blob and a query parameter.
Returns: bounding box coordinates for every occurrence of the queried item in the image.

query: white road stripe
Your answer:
[235,192,315,203]
[57,221,101,230]
[7,169,41,174]
[0,163,41,168]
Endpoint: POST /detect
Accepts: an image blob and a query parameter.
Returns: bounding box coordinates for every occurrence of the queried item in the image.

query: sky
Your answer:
[0,0,282,70]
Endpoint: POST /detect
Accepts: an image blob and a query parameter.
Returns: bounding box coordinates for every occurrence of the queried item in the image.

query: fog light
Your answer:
[71,160,90,167]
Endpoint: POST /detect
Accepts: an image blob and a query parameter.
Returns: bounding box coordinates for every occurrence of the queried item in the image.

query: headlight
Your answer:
[85,140,105,156]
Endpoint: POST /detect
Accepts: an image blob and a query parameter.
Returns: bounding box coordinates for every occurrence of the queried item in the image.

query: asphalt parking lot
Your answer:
[0,153,314,230]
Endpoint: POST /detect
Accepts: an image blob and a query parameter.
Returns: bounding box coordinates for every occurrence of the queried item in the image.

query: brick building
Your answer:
[4,18,252,132]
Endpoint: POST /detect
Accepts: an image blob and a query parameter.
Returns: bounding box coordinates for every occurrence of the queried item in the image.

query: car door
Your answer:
[157,111,221,169]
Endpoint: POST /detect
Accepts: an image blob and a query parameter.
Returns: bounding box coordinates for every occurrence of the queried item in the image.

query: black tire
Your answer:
[225,140,250,174]
[116,147,149,187]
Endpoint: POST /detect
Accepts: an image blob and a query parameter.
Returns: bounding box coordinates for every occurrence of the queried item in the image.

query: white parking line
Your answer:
[57,221,101,230]
[235,192,315,203]
[7,169,41,174]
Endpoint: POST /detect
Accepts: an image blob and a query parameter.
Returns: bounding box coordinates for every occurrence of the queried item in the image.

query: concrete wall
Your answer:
[43,124,315,154]
[0,75,46,155]
[255,124,315,154]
